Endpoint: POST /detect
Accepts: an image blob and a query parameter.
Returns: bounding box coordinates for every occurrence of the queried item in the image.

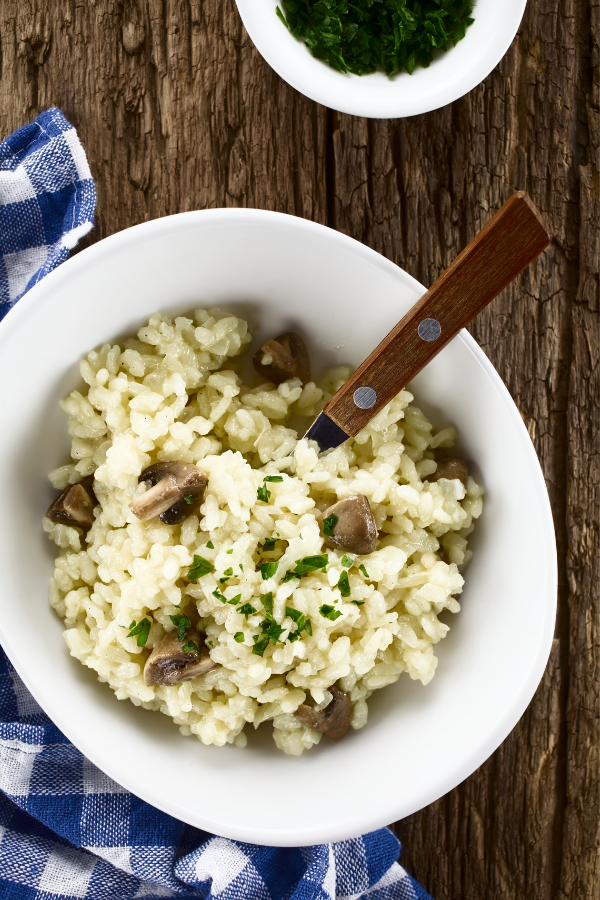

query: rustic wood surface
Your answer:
[1,1,597,897]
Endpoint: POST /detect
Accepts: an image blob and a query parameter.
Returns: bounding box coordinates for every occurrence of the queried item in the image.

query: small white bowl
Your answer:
[0,209,555,846]
[236,0,527,118]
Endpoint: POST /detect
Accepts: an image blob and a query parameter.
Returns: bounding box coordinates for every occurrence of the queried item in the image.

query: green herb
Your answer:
[352,600,365,606]
[264,475,283,483]
[263,621,285,644]
[238,603,257,618]
[181,639,201,653]
[169,613,191,642]
[337,570,351,598]
[252,635,270,656]
[223,567,233,577]
[304,618,312,635]
[187,555,214,580]
[184,494,195,504]
[259,561,279,580]
[283,570,301,583]
[260,592,274,619]
[262,538,277,552]
[341,554,353,568]
[320,604,342,621]
[288,631,301,643]
[239,564,244,571]
[226,548,233,554]
[212,589,227,603]
[207,639,214,648]
[257,484,271,503]
[234,632,245,643]
[206,541,214,549]
[359,564,370,578]
[294,554,328,576]
[227,594,242,605]
[276,0,474,77]
[126,618,151,647]
[323,514,338,537]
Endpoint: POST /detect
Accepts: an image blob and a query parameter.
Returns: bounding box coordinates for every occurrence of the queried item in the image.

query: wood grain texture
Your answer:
[326,192,553,435]
[0,0,597,897]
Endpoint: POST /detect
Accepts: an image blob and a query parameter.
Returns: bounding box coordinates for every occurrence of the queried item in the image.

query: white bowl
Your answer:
[0,209,555,846]
[236,0,527,118]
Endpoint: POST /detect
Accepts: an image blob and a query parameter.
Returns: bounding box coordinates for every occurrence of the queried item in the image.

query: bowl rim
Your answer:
[0,208,557,844]
[235,0,528,118]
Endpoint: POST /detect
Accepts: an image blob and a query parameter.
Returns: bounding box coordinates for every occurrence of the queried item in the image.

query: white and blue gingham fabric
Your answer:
[0,111,433,900]
[0,107,95,320]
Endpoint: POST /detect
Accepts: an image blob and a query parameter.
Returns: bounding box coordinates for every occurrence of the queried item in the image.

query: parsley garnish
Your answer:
[227,594,242,605]
[239,564,244,571]
[304,618,312,636]
[261,621,285,644]
[126,618,151,647]
[238,603,257,618]
[341,555,353,568]
[223,567,233,577]
[181,639,200,653]
[275,0,475,77]
[294,554,328,576]
[259,561,279,580]
[283,570,301,583]
[288,631,301,643]
[323,514,338,537]
[226,548,233,554]
[264,475,283,483]
[184,494,195,504]
[187,555,214,580]
[169,613,191,642]
[352,600,365,606]
[320,604,342,621]
[260,592,274,619]
[234,632,245,643]
[262,538,277,552]
[252,635,269,656]
[257,484,271,503]
[337,570,351,597]
[212,589,227,603]
[359,564,370,578]
[206,541,214,549]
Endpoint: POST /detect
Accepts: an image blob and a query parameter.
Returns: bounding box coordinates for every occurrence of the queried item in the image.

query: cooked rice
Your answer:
[44,308,483,755]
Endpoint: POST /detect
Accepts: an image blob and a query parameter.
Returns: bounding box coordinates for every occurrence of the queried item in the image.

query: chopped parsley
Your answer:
[238,603,257,618]
[212,589,227,603]
[337,570,351,598]
[352,600,365,607]
[223,567,233,577]
[293,554,329,576]
[184,494,195,504]
[261,620,285,644]
[206,541,214,549]
[259,561,279,580]
[341,555,353,568]
[322,514,338,537]
[126,618,151,647]
[259,592,274,619]
[257,484,271,503]
[226,548,233,554]
[187,555,214,580]
[320,604,342,621]
[234,632,245,643]
[263,475,283,483]
[288,631,301,643]
[275,0,475,77]
[227,593,242,605]
[252,635,269,656]
[239,564,244,571]
[282,570,301,583]
[359,564,370,578]
[169,613,191,642]
[262,538,277,552]
[181,639,200,653]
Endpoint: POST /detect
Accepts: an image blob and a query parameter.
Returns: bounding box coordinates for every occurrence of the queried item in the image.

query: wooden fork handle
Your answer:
[323,191,552,437]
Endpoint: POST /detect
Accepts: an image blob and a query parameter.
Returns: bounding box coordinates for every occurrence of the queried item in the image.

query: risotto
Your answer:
[43,308,483,755]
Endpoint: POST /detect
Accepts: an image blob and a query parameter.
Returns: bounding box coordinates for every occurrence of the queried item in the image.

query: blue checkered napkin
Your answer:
[0,649,432,899]
[0,107,95,320]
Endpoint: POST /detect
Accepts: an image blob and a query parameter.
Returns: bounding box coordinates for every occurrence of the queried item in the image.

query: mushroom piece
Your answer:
[253,332,311,385]
[130,462,207,524]
[46,475,97,532]
[293,686,352,742]
[143,629,217,686]
[425,457,468,487]
[319,494,377,555]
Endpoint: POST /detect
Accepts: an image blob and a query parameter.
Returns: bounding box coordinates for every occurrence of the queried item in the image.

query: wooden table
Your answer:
[1,2,597,897]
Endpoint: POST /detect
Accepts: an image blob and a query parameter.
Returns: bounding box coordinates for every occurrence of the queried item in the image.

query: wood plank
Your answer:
[0,0,597,897]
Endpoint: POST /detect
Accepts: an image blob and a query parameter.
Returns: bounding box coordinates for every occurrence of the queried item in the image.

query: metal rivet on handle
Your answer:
[418,318,442,341]
[353,386,377,409]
